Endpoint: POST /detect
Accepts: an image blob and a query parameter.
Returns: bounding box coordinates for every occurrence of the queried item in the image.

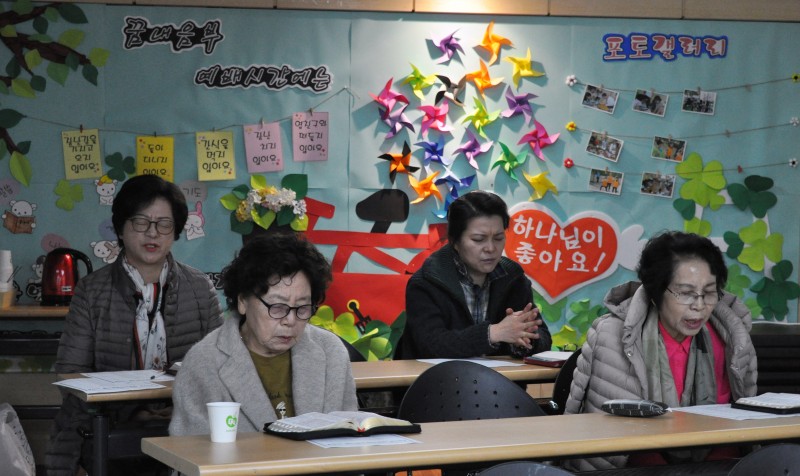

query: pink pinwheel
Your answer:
[433,169,476,218]
[455,129,494,169]
[381,103,415,140]
[430,29,464,64]
[418,100,454,136]
[517,120,561,161]
[415,136,451,168]
[500,86,538,125]
[370,77,409,116]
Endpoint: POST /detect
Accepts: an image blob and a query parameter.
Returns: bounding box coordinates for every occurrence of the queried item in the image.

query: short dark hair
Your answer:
[111,174,188,246]
[221,233,332,321]
[446,190,509,244]
[637,230,728,309]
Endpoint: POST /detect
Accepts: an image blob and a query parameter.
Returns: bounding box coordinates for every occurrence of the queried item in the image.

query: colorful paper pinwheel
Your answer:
[491,142,527,181]
[454,129,493,169]
[430,29,464,64]
[434,74,467,106]
[381,103,415,140]
[418,100,454,136]
[377,141,419,184]
[434,169,476,218]
[370,77,409,115]
[465,59,504,98]
[409,171,442,204]
[522,170,558,201]
[504,48,544,88]
[500,86,537,125]
[415,136,450,169]
[478,21,513,65]
[403,63,437,101]
[518,120,561,161]
[462,97,500,139]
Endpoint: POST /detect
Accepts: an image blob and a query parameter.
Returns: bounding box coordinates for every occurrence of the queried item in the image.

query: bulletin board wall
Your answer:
[1,3,798,347]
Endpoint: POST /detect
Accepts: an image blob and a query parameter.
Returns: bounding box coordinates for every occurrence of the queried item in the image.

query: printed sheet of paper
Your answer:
[54,377,165,395]
[673,404,800,420]
[307,434,420,448]
[62,129,103,180]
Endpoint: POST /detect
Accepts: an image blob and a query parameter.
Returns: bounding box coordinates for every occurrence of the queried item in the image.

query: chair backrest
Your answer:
[397,360,546,422]
[550,349,582,415]
[478,461,576,476]
[728,443,800,476]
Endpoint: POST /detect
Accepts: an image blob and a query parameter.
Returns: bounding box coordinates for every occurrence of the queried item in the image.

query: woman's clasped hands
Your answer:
[489,303,543,349]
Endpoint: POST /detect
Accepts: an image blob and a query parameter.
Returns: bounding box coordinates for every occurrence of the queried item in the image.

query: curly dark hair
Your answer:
[221,233,332,321]
[446,190,510,244]
[637,230,728,309]
[111,174,188,246]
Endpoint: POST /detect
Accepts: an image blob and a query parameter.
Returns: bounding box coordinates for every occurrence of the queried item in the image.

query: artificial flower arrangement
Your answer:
[220,174,309,235]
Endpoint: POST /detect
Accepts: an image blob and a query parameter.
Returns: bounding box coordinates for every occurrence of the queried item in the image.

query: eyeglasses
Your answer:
[129,217,175,235]
[256,296,316,320]
[666,288,720,307]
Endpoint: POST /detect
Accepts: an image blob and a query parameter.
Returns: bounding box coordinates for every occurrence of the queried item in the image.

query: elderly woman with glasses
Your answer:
[169,232,357,436]
[564,231,758,471]
[48,174,223,475]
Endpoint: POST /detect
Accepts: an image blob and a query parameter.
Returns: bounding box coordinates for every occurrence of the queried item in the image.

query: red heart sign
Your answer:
[506,203,620,303]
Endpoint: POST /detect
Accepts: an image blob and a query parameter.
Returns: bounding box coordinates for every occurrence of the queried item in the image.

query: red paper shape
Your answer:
[505,203,620,303]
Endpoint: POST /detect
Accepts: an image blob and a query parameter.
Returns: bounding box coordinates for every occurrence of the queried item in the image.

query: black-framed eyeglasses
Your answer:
[256,296,316,320]
[129,217,175,235]
[666,288,720,307]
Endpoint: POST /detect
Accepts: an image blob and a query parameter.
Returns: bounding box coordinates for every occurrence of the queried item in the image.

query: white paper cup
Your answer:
[207,402,241,443]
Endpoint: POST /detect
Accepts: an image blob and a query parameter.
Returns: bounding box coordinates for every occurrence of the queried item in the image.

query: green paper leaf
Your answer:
[724,264,751,298]
[744,175,774,193]
[0,25,17,38]
[289,214,308,232]
[29,75,46,92]
[684,217,711,237]
[12,0,33,15]
[58,29,85,49]
[723,231,744,259]
[56,2,88,24]
[16,141,30,154]
[9,151,31,186]
[276,206,295,226]
[282,174,308,199]
[229,212,253,235]
[11,78,35,98]
[0,108,24,128]
[32,16,48,34]
[673,198,695,220]
[749,191,777,218]
[250,174,267,190]
[81,64,98,85]
[88,48,110,67]
[24,49,42,69]
[251,207,276,230]
[47,62,68,85]
[772,260,794,283]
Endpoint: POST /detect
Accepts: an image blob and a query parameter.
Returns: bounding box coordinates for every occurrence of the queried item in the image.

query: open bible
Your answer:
[263,411,421,440]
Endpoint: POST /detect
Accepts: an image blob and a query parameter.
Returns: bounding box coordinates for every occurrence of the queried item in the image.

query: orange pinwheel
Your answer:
[378,141,419,184]
[478,21,513,65]
[409,171,442,204]
[465,59,504,98]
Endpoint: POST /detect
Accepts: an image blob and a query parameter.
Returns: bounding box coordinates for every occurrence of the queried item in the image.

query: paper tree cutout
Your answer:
[518,120,560,160]
[434,74,467,106]
[381,103,415,140]
[504,48,544,88]
[403,63,437,101]
[377,141,419,184]
[465,59,504,99]
[415,136,451,168]
[522,170,558,201]
[434,169,476,217]
[430,29,464,64]
[454,129,493,169]
[500,86,537,125]
[491,142,527,181]
[462,96,500,139]
[370,77,409,113]
[418,100,454,136]
[478,21,513,65]
[409,171,442,204]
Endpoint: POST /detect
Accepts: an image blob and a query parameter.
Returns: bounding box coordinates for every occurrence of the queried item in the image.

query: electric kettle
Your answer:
[41,248,93,306]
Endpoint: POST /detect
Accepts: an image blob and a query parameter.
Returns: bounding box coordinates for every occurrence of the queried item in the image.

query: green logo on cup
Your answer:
[226,415,237,428]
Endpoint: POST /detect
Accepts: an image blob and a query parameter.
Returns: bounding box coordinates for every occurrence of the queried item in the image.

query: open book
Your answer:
[731,393,800,414]
[263,411,421,440]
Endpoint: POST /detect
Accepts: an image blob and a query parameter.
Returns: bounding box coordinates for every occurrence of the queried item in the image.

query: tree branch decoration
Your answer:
[0,1,109,186]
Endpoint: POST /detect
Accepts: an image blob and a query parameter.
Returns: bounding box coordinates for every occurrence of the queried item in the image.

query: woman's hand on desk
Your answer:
[489,303,543,349]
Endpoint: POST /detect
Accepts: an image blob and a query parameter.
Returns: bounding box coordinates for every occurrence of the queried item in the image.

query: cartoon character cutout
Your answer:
[95,176,118,206]
[91,240,120,264]
[26,254,45,301]
[2,199,37,233]
[184,201,206,240]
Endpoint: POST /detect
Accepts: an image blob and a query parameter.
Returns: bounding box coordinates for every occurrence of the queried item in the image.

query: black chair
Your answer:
[546,349,582,415]
[397,360,547,422]
[479,461,576,476]
[728,443,800,476]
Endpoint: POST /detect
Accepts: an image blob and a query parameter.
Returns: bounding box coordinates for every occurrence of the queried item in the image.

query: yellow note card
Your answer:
[62,129,103,180]
[136,136,175,182]
[196,131,235,181]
